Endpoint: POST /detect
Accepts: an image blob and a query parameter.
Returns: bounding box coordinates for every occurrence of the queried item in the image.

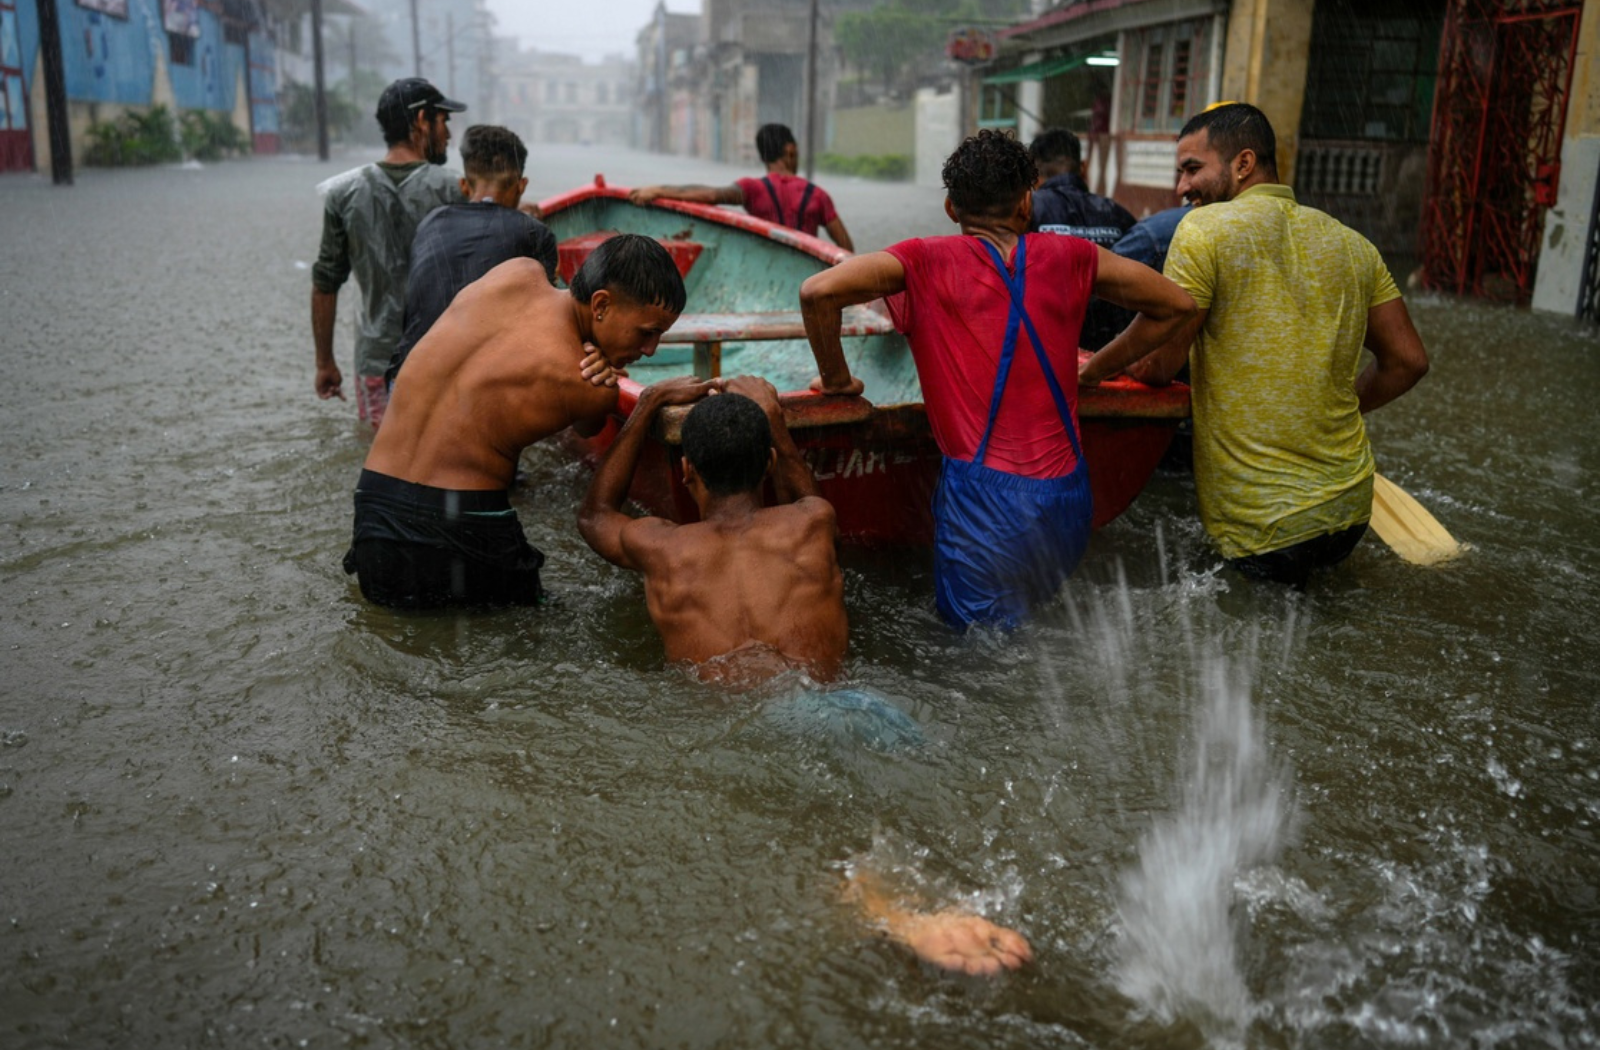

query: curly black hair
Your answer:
[942,129,1037,220]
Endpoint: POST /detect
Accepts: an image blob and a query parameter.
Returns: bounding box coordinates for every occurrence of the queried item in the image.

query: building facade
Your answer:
[495,45,634,147]
[633,0,839,167]
[982,0,1598,314]
[4,0,284,173]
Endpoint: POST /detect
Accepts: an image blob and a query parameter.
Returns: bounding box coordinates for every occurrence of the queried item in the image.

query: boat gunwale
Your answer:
[538,179,1191,434]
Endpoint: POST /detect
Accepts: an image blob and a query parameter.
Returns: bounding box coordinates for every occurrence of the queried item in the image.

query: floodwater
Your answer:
[2,147,1597,1048]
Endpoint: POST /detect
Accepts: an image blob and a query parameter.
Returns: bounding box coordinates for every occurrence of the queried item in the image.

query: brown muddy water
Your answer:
[1,149,1597,1048]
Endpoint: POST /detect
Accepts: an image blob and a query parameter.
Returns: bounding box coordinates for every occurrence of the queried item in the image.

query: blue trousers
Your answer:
[932,456,1092,629]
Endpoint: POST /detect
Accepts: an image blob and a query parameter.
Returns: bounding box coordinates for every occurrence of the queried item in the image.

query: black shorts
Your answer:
[343,469,544,610]
[1227,522,1368,590]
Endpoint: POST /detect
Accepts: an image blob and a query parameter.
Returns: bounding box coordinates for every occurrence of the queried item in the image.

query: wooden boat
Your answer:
[539,177,1190,546]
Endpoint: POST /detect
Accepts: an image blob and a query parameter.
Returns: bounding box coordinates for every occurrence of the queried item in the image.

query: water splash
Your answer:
[1114,653,1293,1034]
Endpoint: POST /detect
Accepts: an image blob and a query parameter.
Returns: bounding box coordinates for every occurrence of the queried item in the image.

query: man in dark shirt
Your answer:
[1029,127,1138,351]
[384,125,559,388]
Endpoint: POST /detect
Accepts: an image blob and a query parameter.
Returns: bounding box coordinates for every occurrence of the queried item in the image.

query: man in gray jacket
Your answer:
[310,78,466,429]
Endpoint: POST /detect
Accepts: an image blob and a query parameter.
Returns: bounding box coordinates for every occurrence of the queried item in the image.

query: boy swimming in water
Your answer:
[578,374,1031,975]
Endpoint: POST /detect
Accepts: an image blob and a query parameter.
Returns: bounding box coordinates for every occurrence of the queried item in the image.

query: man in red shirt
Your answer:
[800,130,1195,628]
[628,124,855,251]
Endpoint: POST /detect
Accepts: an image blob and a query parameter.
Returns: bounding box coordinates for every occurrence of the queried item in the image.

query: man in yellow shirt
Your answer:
[1124,103,1430,587]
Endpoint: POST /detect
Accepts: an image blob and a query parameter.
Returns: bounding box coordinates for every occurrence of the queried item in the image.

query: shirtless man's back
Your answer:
[346,233,685,610]
[579,375,846,683]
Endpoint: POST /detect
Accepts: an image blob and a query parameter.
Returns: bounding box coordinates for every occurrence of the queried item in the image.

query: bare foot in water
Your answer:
[846,870,1033,975]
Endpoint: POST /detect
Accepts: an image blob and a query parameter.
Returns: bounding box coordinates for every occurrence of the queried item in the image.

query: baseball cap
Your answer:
[376,77,467,124]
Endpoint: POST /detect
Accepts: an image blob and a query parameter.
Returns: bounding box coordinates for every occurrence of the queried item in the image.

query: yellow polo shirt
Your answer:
[1164,183,1402,558]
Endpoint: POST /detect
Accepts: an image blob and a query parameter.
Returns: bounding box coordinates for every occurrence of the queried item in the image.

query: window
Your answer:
[565,82,577,104]
[1122,20,1210,134]
[168,30,194,66]
[546,80,558,103]
[978,83,1017,128]
[1300,1,1442,142]
[1168,40,1191,119]
[596,82,608,105]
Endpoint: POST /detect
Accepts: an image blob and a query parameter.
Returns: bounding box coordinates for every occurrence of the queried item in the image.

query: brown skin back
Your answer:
[621,494,847,683]
[365,259,621,491]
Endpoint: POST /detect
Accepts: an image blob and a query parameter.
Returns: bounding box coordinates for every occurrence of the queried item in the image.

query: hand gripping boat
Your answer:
[539,177,1190,546]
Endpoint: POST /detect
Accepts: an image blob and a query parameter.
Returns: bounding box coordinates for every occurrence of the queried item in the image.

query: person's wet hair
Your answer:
[1179,102,1278,176]
[682,393,773,496]
[942,129,1038,220]
[460,125,528,183]
[1028,127,1082,168]
[569,233,687,314]
[755,123,797,165]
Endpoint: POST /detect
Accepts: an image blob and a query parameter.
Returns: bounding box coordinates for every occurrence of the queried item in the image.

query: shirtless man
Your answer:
[578,374,847,683]
[578,373,1031,975]
[343,233,685,610]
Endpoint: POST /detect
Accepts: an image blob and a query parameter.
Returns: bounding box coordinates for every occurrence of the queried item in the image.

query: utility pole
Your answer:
[311,0,329,160]
[410,0,422,77]
[804,0,818,181]
[348,21,358,113]
[36,0,73,184]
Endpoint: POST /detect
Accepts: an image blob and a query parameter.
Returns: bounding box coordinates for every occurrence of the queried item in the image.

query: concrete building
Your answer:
[633,0,838,167]
[635,1,704,154]
[353,0,496,120]
[980,0,1599,315]
[495,45,635,147]
[3,0,289,173]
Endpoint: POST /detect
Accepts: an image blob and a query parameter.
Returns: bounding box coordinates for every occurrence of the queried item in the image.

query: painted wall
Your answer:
[831,102,913,158]
[19,0,278,172]
[1531,0,1600,316]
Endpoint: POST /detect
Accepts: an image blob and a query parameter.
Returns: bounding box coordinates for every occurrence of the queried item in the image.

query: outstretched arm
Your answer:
[1357,297,1430,413]
[844,870,1033,977]
[629,184,744,206]
[578,376,720,569]
[723,375,818,504]
[824,216,856,254]
[1080,249,1199,386]
[800,251,905,397]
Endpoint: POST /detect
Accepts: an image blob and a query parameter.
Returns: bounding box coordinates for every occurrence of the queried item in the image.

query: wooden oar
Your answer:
[1370,473,1467,566]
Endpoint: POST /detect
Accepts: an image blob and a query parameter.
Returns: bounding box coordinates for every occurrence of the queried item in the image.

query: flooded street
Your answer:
[2,147,1598,1048]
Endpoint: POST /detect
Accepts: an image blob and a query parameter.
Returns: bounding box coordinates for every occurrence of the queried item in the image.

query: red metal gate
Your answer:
[0,0,34,172]
[1420,0,1581,303]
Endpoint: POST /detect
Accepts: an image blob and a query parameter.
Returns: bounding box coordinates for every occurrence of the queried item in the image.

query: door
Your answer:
[0,0,33,172]
[1421,0,1582,303]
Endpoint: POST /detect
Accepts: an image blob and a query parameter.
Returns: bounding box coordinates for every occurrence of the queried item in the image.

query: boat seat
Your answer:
[663,306,896,378]
[557,232,704,284]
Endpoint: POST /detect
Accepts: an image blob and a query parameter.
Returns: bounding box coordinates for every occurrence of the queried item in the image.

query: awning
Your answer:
[982,53,1091,84]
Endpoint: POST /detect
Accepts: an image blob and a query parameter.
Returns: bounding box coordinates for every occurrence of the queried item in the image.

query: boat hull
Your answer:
[541,181,1189,547]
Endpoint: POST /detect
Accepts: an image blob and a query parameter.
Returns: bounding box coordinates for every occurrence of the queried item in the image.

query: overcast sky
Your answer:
[483,0,702,64]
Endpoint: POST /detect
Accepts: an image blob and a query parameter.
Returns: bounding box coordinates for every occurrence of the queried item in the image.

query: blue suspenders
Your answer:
[931,234,1094,627]
[974,237,1085,469]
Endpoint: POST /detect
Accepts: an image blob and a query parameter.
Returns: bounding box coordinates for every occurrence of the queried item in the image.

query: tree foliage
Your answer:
[835,0,1029,93]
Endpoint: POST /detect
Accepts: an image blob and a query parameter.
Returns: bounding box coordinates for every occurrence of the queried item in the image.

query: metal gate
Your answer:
[1420,0,1582,303]
[0,0,33,172]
